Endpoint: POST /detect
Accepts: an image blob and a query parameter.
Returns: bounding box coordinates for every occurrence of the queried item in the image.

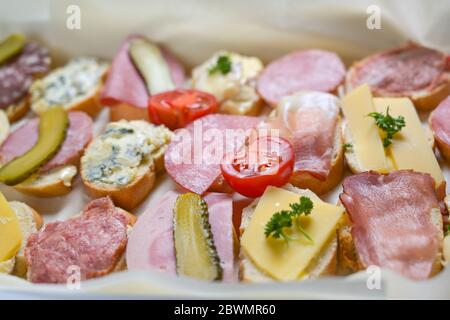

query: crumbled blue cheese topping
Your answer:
[81,120,172,188]
[30,57,109,113]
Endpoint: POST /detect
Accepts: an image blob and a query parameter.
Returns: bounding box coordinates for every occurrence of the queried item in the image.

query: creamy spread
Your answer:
[82,120,172,188]
[30,57,109,113]
[192,51,263,115]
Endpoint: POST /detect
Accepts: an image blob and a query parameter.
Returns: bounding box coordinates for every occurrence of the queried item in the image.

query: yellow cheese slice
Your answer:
[373,98,444,187]
[0,192,22,262]
[341,84,389,172]
[241,187,343,281]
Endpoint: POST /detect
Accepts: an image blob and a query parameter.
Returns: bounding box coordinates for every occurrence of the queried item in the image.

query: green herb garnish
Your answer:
[208,55,232,75]
[368,107,405,148]
[343,143,353,150]
[264,196,314,243]
[445,225,450,237]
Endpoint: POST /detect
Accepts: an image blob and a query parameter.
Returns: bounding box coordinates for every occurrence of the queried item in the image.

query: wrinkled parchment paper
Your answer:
[0,0,449,299]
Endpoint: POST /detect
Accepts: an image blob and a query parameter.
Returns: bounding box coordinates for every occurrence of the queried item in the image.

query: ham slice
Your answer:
[430,96,450,149]
[257,50,345,106]
[100,35,185,109]
[25,197,129,283]
[340,170,441,280]
[164,114,260,194]
[0,112,93,171]
[261,92,339,180]
[126,190,238,282]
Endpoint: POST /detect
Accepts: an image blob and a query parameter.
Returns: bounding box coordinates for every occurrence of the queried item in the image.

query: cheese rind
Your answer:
[341,84,389,172]
[0,192,22,262]
[241,186,343,281]
[373,98,444,187]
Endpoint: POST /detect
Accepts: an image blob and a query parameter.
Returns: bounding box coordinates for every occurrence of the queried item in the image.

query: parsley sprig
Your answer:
[208,55,232,75]
[343,143,353,151]
[264,196,314,243]
[445,225,450,237]
[368,107,405,147]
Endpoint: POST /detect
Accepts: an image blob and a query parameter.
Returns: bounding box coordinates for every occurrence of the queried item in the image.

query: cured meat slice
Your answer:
[257,50,345,106]
[164,114,260,194]
[126,190,237,282]
[100,35,185,109]
[261,92,339,180]
[25,197,129,283]
[430,96,450,150]
[340,170,441,280]
[0,42,50,109]
[347,44,449,97]
[0,111,93,171]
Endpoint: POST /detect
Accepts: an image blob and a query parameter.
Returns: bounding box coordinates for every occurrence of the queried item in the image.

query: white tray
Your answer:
[0,0,449,299]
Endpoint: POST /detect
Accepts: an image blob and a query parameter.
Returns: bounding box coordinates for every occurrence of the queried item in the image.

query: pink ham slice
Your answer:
[430,96,450,149]
[126,190,237,282]
[164,114,260,195]
[25,197,129,284]
[261,92,339,181]
[0,111,93,171]
[257,50,345,106]
[100,35,185,109]
[339,170,441,280]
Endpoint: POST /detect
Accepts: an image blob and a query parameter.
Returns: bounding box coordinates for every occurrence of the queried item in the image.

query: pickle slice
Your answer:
[129,39,175,95]
[173,193,222,281]
[0,33,26,65]
[0,107,68,185]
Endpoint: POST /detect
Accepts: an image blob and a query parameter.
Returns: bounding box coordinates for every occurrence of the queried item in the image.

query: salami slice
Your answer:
[0,41,50,109]
[348,44,449,97]
[164,114,260,194]
[100,35,185,109]
[0,111,93,171]
[257,50,346,106]
[0,65,32,108]
[25,197,128,284]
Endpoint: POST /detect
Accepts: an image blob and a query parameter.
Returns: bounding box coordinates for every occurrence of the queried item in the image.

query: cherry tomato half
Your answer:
[148,89,218,130]
[220,135,294,198]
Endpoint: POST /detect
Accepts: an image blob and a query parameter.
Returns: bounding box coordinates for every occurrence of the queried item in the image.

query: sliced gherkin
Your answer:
[129,38,175,95]
[0,107,68,185]
[0,34,26,65]
[173,193,222,281]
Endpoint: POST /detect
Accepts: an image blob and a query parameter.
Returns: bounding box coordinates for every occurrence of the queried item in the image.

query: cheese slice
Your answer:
[241,186,343,281]
[374,98,444,187]
[341,84,389,172]
[0,192,22,262]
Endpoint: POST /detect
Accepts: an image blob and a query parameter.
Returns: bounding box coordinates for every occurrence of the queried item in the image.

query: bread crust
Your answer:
[81,161,156,211]
[5,96,30,123]
[109,102,149,121]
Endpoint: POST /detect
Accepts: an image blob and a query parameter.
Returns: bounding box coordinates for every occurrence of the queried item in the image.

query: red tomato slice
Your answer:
[221,135,294,198]
[148,89,218,130]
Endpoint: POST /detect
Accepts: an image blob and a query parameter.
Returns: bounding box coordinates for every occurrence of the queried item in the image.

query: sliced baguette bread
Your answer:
[239,185,340,282]
[0,201,42,277]
[81,120,172,211]
[30,58,109,117]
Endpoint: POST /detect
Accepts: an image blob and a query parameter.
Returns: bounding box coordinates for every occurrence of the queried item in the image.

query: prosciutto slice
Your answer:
[0,112,93,171]
[340,170,441,280]
[164,114,260,194]
[261,92,339,181]
[100,35,185,109]
[126,190,238,282]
